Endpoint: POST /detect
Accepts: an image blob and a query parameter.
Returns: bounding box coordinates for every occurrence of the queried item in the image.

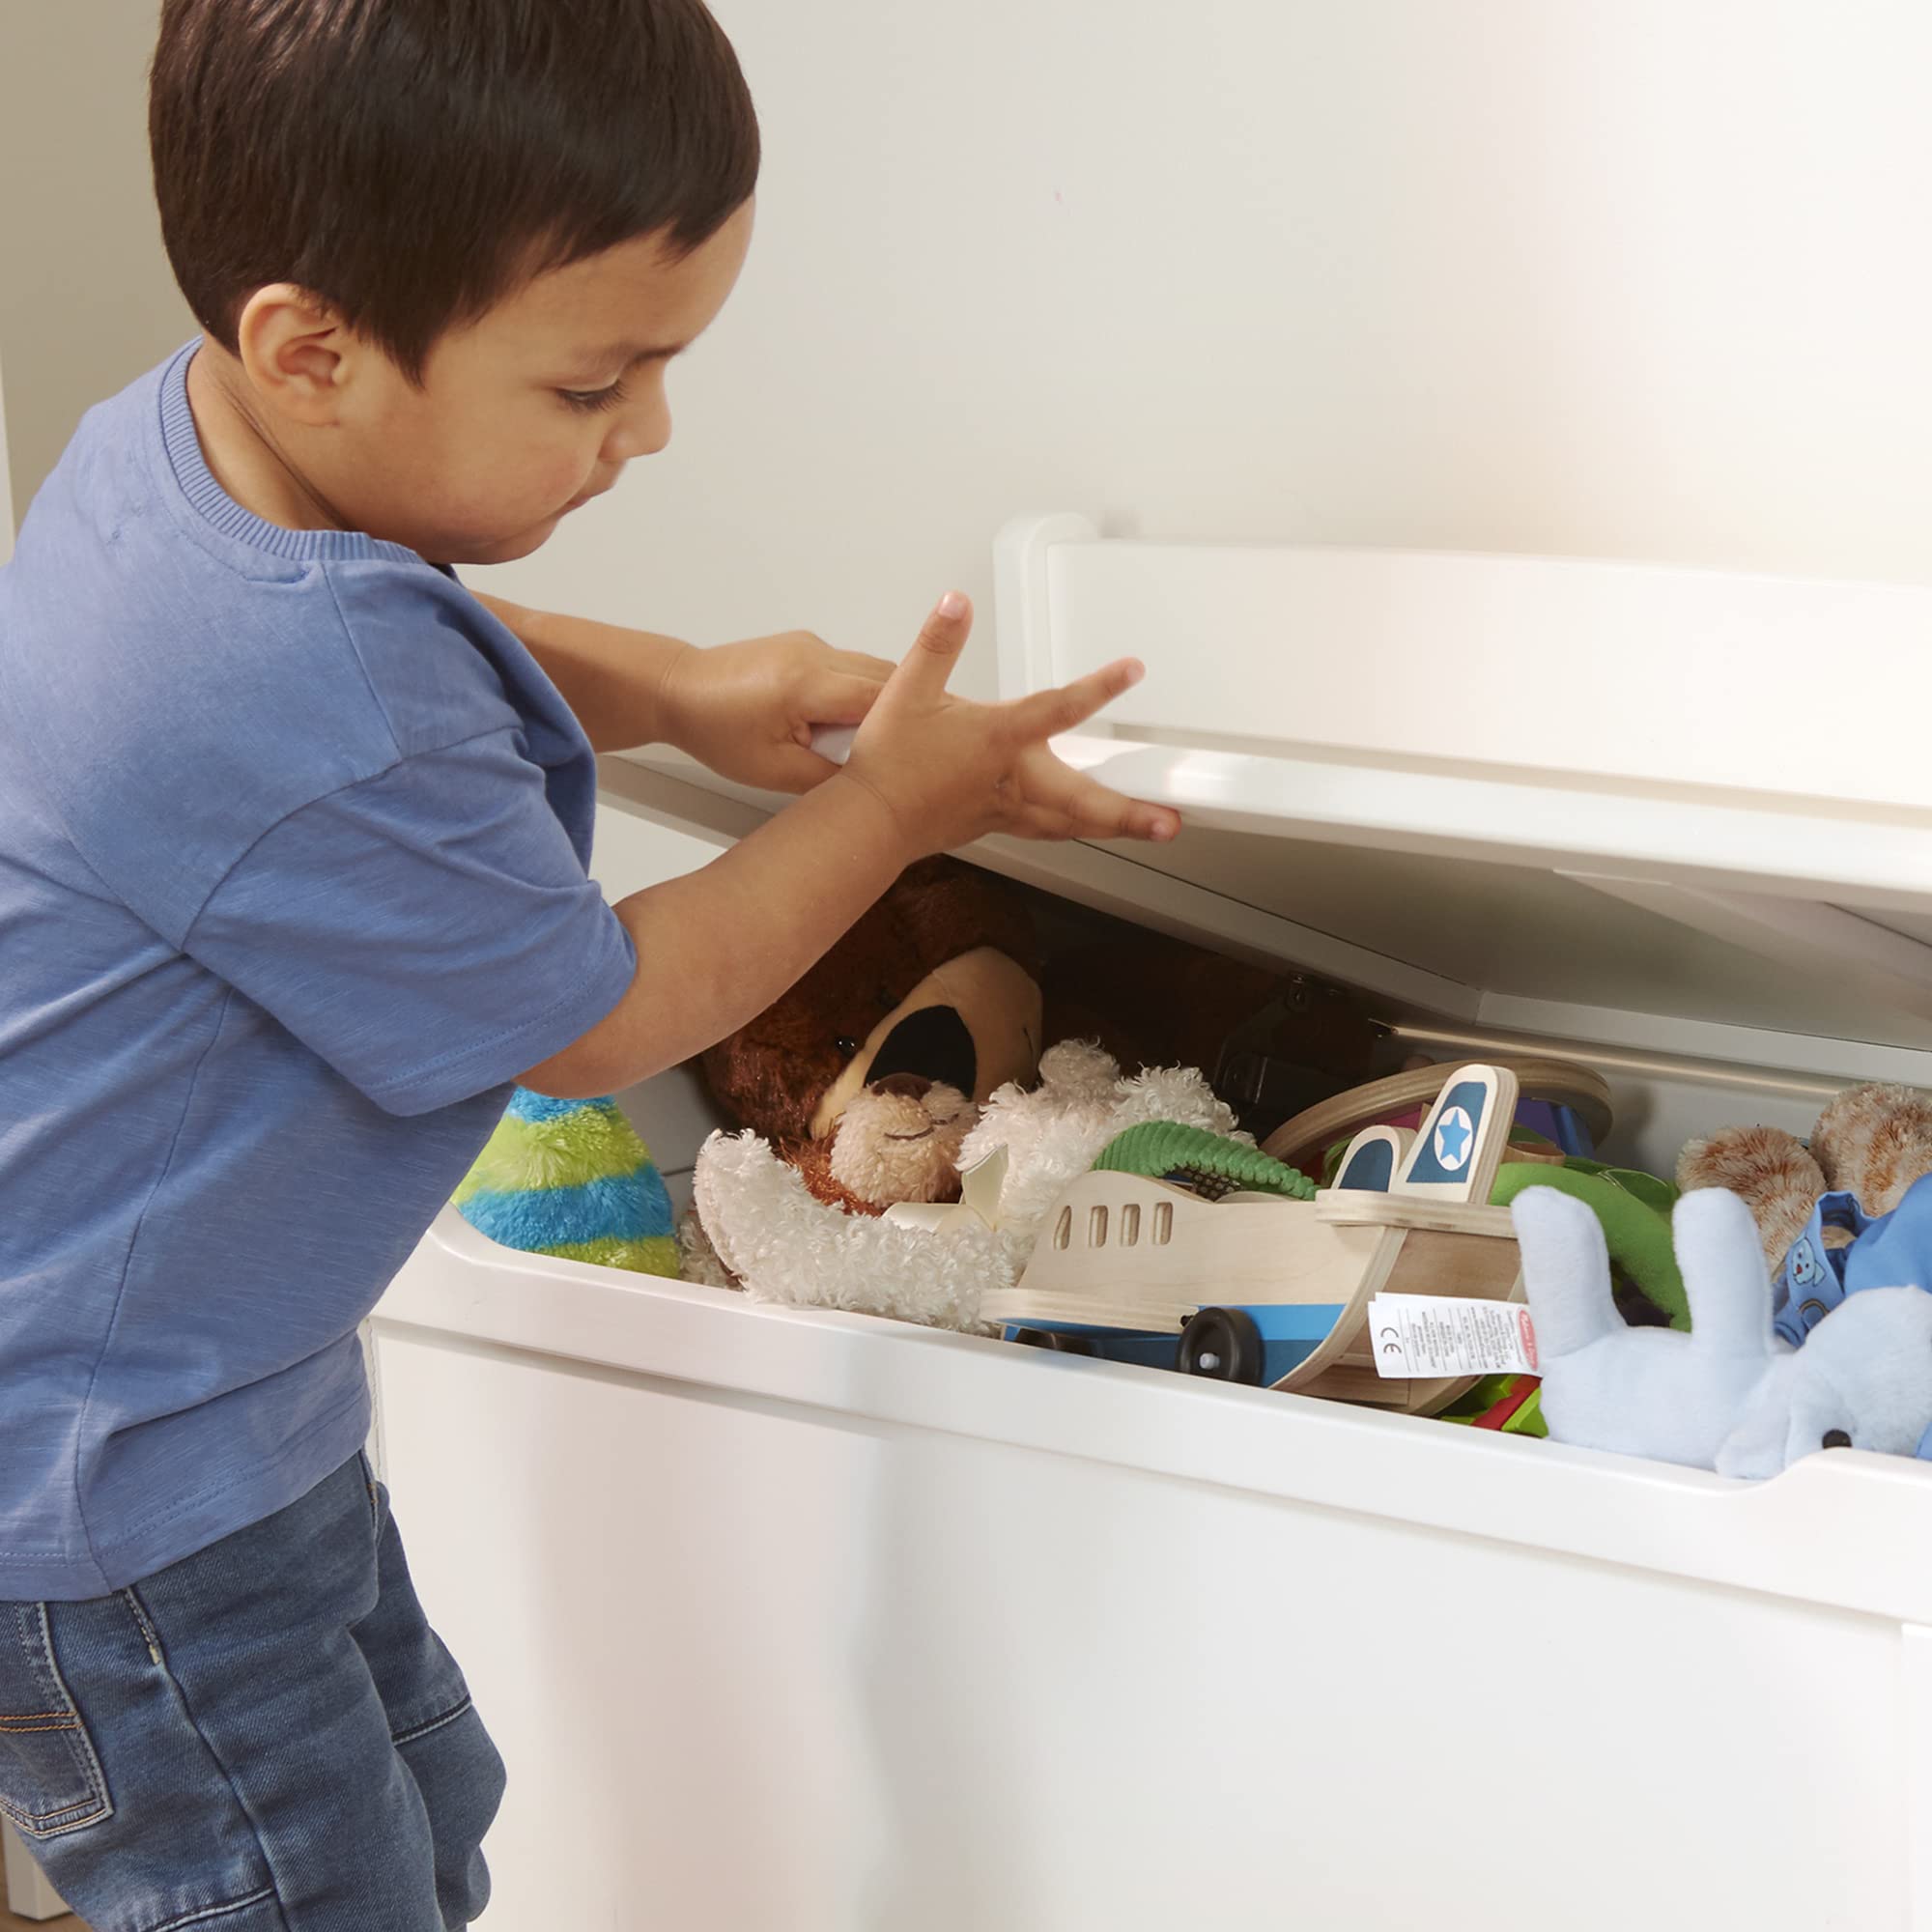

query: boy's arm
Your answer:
[473,592,690,754]
[475,592,893,789]
[519,594,1179,1097]
[519,770,915,1094]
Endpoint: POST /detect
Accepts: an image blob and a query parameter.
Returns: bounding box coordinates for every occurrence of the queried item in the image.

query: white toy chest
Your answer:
[369,520,1932,1931]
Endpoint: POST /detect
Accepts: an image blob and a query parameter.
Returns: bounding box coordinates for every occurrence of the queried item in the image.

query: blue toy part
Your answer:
[1337,1135,1398,1192]
[1005,1324,1179,1372]
[1773,1172,1932,1349]
[1402,1077,1491,1188]
[1517,1099,1596,1160]
[1770,1190,1871,1345]
[1217,1301,1346,1380]
[1840,1172,1932,1302]
[1006,1302,1347,1385]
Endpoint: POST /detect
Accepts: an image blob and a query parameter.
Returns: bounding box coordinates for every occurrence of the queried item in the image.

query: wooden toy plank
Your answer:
[999,1174,1383,1329]
[1381,1228,1524,1301]
[1315,1192,1519,1238]
[1271,1228,1408,1392]
[1262,1057,1611,1172]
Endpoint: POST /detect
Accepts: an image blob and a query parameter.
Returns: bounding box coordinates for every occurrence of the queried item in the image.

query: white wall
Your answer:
[0,0,190,526]
[475,0,1932,696]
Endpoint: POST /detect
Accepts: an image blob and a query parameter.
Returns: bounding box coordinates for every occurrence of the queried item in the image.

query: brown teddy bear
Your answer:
[698,857,1045,1215]
[1679,1082,1932,1273]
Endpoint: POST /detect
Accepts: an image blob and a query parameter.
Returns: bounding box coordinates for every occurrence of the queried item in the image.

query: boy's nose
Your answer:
[632,407,672,457]
[605,419,668,462]
[605,387,671,461]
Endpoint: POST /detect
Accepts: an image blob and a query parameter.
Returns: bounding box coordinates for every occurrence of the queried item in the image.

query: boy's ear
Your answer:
[233,285,362,427]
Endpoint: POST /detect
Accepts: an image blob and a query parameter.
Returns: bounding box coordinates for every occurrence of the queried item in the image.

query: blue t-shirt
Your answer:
[0,346,638,1600]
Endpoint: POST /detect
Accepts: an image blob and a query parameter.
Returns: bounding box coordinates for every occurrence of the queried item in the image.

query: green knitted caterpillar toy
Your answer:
[453,1088,680,1276]
[1094,1122,1317,1202]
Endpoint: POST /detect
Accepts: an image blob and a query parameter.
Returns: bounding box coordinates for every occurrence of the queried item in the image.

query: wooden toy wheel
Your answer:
[1177,1307,1266,1384]
[1263,1056,1613,1176]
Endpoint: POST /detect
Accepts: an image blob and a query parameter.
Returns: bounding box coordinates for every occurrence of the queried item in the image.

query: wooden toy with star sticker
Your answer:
[982,1063,1530,1416]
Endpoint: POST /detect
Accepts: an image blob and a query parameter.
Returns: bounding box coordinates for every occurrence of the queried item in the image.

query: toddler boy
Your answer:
[0,2,1174,1925]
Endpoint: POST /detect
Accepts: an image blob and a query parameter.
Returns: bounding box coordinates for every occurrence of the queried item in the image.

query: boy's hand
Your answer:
[837,591,1180,854]
[658,632,895,793]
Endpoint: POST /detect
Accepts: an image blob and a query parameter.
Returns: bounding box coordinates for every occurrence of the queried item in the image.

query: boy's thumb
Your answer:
[895,590,973,697]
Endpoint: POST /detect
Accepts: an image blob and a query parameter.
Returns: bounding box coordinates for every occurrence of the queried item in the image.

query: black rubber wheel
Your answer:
[1011,1326,1099,1356]
[1177,1306,1266,1384]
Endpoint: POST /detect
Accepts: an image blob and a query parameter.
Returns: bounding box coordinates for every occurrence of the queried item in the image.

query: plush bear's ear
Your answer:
[1677,1125,1824,1275]
[698,874,926,1140]
[701,860,1040,1145]
[1810,1083,1932,1215]
[887,857,1039,981]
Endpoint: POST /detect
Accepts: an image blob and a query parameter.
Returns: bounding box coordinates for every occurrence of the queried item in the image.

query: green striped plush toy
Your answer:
[453,1088,680,1276]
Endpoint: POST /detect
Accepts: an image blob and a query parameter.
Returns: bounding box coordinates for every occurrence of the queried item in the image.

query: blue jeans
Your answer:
[0,1454,505,1930]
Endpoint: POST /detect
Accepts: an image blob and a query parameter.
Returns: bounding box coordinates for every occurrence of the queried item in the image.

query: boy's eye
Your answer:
[557,382,628,415]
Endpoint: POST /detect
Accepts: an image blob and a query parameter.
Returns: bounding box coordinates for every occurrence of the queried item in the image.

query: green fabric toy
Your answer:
[1491,1159,1687,1329]
[1094,1122,1318,1202]
[453,1089,680,1276]
[1436,1373,1548,1436]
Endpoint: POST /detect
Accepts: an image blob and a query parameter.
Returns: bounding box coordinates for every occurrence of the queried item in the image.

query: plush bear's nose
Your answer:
[871,1072,933,1102]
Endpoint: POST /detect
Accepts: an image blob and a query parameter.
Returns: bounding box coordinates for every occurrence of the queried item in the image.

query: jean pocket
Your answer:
[0,1605,111,1840]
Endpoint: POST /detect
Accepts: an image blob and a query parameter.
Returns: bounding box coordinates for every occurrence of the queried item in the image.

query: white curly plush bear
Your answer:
[687,1040,1241,1333]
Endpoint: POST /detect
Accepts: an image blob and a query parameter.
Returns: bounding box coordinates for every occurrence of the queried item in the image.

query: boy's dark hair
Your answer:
[150,0,759,380]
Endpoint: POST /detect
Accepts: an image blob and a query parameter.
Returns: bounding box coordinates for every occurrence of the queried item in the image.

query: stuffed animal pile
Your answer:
[1679,1082,1932,1275]
[1511,1080,1932,1478]
[1512,1184,1932,1478]
[688,1040,1241,1332]
[696,856,1044,1216]
[446,839,1932,1484]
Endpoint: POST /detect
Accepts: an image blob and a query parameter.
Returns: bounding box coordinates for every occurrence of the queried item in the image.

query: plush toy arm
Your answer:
[1510,1185,1621,1359]
[693,1128,1009,1333]
[1719,1285,1932,1480]
[1713,1358,1802,1480]
[1671,1188,1779,1359]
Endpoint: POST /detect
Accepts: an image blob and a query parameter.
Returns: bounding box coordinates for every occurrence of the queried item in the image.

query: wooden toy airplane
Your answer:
[981,1064,1525,1415]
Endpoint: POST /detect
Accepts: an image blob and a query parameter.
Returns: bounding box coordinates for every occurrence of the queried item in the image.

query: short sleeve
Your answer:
[185,729,637,1116]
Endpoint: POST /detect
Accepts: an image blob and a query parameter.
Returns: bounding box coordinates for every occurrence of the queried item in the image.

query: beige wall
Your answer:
[7,0,1932,627]
[0,0,190,526]
[479,0,1932,696]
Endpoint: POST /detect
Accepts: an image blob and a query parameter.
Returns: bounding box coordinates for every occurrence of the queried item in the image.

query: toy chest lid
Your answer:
[610,516,1932,1083]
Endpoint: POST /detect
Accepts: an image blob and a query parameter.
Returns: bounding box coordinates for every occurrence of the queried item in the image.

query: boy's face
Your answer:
[325,202,754,565]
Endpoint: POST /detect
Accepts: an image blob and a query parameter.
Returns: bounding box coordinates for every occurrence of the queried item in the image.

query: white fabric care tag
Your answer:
[1367,1293,1539,1379]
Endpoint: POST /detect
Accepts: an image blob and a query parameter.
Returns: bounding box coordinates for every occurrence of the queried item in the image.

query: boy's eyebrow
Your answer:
[569,338,689,372]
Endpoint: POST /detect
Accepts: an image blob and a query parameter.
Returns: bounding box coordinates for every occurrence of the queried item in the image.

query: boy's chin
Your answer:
[445,517,562,568]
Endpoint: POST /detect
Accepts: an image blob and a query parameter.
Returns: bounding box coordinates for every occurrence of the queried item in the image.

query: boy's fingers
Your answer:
[829,649,896,683]
[892,592,974,701]
[1007,658,1144,743]
[1014,805,1078,840]
[806,669,894,727]
[1021,751,1179,842]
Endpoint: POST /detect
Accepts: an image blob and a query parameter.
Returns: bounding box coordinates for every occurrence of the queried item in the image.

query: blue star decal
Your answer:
[1435,1111,1472,1167]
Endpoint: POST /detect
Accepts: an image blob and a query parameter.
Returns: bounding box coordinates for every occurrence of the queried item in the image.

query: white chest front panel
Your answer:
[377,1321,1912,1932]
